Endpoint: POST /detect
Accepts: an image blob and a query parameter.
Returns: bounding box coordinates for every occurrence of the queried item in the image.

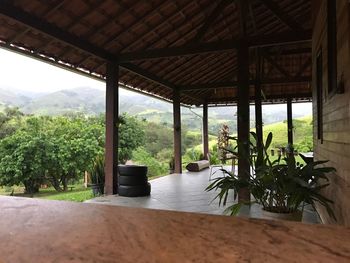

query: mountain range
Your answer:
[0,86,311,133]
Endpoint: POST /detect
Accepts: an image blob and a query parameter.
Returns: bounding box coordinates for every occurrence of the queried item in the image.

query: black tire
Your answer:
[118,183,151,197]
[118,175,148,186]
[118,165,148,177]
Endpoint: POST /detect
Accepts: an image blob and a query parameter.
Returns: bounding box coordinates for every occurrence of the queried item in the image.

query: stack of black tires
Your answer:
[118,165,151,197]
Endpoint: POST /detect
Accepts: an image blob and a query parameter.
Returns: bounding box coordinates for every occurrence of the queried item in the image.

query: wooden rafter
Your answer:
[81,1,141,41]
[192,0,232,42]
[260,0,304,32]
[246,30,311,47]
[208,92,312,103]
[119,63,203,104]
[263,54,291,78]
[0,3,116,60]
[103,1,175,50]
[7,0,66,44]
[265,47,311,55]
[238,0,249,37]
[120,63,176,90]
[118,30,311,62]
[0,0,312,105]
[118,40,236,62]
[72,1,204,68]
[295,57,312,77]
[41,1,104,53]
[248,1,257,33]
[179,76,311,91]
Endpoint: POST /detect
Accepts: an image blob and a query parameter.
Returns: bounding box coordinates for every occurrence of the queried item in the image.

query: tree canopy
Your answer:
[0,111,145,193]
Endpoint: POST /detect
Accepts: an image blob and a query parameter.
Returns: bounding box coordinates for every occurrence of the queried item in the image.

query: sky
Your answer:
[0,48,107,92]
[0,47,312,115]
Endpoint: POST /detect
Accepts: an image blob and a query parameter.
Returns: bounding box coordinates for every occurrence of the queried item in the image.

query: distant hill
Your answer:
[22,87,105,115]
[0,86,312,133]
[0,87,31,109]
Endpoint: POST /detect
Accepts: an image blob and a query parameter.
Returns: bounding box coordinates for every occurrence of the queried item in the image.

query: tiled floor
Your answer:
[86,167,320,223]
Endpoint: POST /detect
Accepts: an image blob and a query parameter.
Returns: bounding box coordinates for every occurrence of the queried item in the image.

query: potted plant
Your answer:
[89,155,105,196]
[206,132,336,222]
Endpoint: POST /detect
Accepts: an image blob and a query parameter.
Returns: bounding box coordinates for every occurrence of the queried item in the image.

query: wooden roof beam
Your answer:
[259,0,304,32]
[119,41,236,62]
[118,30,311,62]
[192,0,232,42]
[261,76,311,84]
[295,57,312,77]
[265,47,311,55]
[0,3,116,61]
[247,30,311,47]
[179,76,311,91]
[120,63,203,104]
[238,0,249,37]
[7,0,66,44]
[180,82,238,91]
[120,63,176,90]
[207,92,313,103]
[263,54,292,78]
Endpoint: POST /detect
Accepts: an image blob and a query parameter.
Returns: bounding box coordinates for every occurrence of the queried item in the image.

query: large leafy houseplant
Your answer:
[206,132,336,221]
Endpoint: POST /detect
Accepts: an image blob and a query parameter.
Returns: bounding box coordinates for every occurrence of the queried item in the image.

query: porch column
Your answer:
[105,62,119,195]
[237,42,250,202]
[202,102,209,159]
[173,89,182,173]
[255,51,263,148]
[287,98,293,145]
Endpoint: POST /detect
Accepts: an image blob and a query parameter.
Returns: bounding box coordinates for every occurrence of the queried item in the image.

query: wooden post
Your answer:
[255,50,263,148]
[287,98,293,145]
[202,102,209,159]
[237,42,250,202]
[105,62,119,195]
[173,89,182,173]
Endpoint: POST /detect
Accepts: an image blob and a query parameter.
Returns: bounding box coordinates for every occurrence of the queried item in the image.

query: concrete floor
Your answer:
[86,167,320,223]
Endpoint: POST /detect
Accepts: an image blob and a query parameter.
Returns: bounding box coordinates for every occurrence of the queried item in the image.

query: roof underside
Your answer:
[0,0,312,106]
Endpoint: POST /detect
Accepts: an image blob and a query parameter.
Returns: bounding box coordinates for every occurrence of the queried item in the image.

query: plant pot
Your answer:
[89,183,104,196]
[261,208,302,222]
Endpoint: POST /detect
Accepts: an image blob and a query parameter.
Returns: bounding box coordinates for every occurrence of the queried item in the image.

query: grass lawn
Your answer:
[0,184,94,202]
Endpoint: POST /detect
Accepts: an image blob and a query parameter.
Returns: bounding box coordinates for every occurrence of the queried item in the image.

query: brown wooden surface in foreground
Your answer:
[0,196,349,262]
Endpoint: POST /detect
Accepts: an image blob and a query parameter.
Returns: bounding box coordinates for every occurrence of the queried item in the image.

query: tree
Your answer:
[132,147,168,177]
[45,116,104,191]
[0,112,147,192]
[118,114,144,163]
[0,115,105,193]
[0,107,24,139]
[0,117,48,194]
[143,121,173,156]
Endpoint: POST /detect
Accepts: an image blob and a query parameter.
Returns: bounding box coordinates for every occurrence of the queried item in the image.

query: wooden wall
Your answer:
[312,0,350,226]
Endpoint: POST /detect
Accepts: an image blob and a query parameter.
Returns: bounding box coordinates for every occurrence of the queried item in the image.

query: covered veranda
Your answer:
[1,1,349,262]
[0,0,311,199]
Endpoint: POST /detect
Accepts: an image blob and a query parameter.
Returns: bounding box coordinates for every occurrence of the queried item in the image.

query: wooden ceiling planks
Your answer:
[0,0,311,106]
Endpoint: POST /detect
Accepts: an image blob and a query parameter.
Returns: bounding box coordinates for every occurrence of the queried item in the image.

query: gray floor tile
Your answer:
[86,168,320,224]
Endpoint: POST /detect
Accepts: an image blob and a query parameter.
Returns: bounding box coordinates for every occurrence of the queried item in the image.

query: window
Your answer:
[327,0,337,95]
[316,51,323,143]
